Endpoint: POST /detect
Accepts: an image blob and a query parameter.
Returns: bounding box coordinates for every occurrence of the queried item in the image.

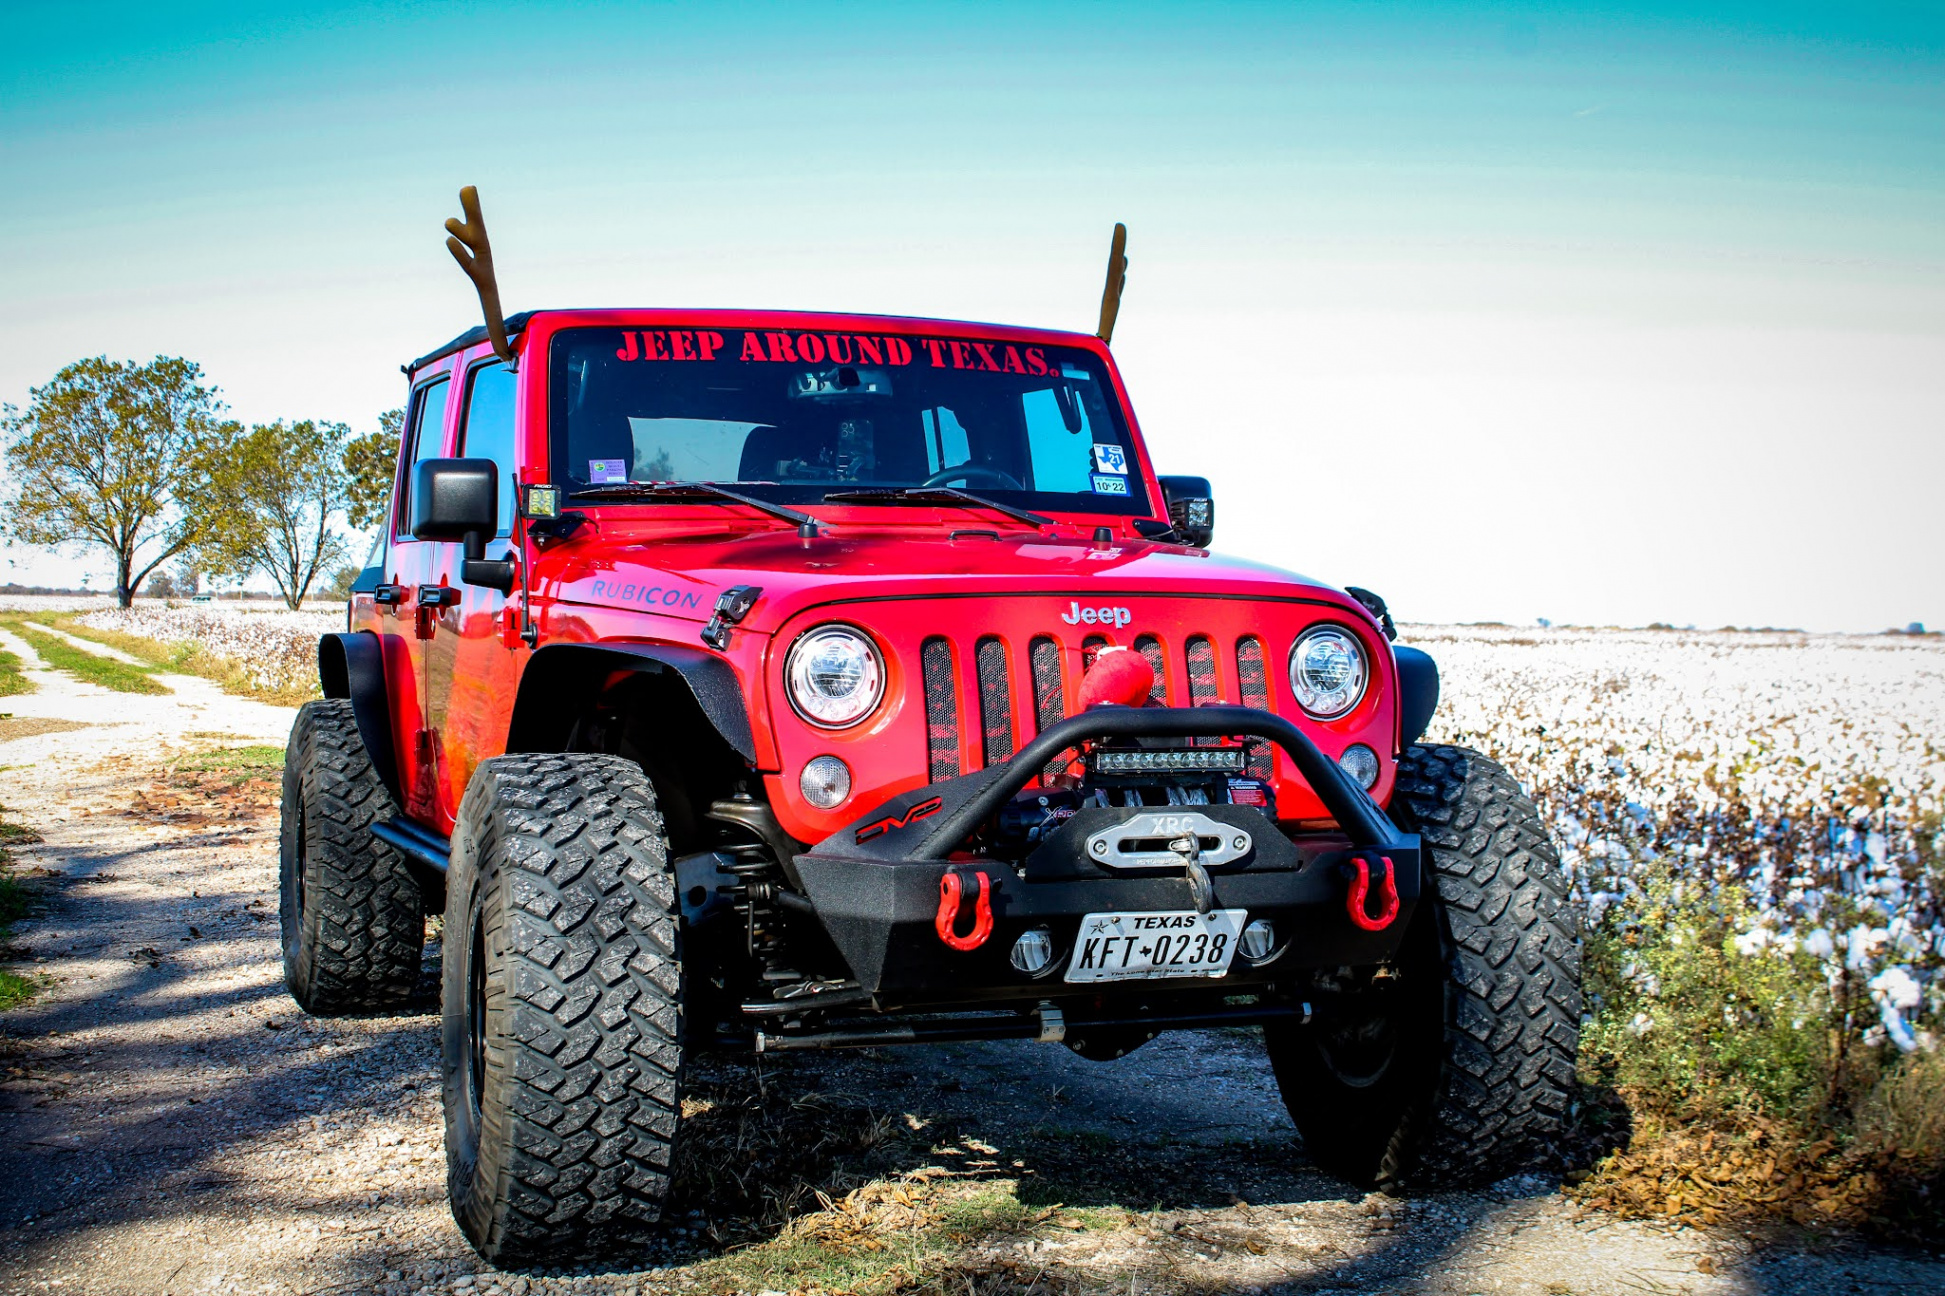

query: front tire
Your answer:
[279,699,423,1013]
[441,753,684,1266]
[1266,743,1580,1189]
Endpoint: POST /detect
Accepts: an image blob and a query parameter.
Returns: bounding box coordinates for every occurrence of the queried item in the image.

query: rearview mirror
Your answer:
[1158,475,1214,548]
[410,458,514,592]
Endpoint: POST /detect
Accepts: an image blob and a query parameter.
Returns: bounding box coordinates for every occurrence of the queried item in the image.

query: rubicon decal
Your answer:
[1061,602,1132,627]
[855,796,944,843]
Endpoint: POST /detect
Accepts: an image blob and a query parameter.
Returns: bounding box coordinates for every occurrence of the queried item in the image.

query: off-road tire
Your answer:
[441,753,682,1266]
[1266,743,1580,1190]
[280,699,424,1013]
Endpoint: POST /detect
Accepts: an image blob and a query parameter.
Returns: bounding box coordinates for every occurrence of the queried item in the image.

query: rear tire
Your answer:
[1266,743,1580,1189]
[279,699,423,1013]
[441,753,683,1266]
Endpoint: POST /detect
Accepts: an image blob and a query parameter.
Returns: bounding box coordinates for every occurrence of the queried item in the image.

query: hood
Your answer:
[545,524,1356,635]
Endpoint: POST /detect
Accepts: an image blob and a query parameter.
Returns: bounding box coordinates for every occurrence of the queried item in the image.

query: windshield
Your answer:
[548,326,1149,514]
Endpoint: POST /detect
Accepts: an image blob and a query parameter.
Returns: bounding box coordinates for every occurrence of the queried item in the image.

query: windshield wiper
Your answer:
[821,487,1051,529]
[569,482,822,537]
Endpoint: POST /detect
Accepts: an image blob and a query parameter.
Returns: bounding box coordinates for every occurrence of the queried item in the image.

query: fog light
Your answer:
[799,755,852,809]
[1240,918,1276,961]
[1338,743,1380,790]
[1010,927,1055,975]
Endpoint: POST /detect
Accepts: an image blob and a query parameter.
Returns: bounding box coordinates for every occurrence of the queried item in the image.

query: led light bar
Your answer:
[1089,747,1249,776]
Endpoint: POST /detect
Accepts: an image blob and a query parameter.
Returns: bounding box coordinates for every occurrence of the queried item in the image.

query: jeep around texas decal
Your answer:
[611,329,1060,377]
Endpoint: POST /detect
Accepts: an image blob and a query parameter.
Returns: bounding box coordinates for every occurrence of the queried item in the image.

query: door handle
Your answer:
[416,586,462,609]
[372,583,405,606]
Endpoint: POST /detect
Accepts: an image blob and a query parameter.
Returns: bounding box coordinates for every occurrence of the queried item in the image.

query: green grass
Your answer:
[48,615,318,707]
[0,804,42,1012]
[0,647,29,697]
[174,744,285,775]
[2,620,168,695]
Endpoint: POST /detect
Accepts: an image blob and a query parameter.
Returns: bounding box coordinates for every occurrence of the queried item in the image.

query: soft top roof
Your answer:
[403,308,1103,376]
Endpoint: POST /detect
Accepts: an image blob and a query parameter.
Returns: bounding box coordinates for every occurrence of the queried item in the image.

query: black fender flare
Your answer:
[317,631,401,805]
[1393,644,1440,752]
[505,642,756,765]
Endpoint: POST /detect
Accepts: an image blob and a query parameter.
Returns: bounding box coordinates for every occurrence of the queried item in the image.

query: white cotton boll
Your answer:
[1628,1013,1654,1037]
[1870,966,1924,1011]
[1803,929,1836,960]
[1864,1024,1890,1049]
[1733,928,1771,956]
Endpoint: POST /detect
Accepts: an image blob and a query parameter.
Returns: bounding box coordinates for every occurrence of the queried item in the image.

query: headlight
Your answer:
[785,625,884,728]
[1289,625,1367,719]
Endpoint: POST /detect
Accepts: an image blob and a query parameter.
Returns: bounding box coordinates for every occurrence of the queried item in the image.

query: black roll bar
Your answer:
[914,704,1407,859]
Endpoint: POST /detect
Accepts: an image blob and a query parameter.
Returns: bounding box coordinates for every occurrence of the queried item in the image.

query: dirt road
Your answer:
[2,628,1940,1296]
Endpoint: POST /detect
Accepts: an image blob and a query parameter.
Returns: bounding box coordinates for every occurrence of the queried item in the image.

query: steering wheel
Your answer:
[922,464,1024,490]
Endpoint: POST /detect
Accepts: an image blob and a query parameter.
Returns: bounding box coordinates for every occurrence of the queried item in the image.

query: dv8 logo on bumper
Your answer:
[855,796,944,843]
[1084,811,1252,869]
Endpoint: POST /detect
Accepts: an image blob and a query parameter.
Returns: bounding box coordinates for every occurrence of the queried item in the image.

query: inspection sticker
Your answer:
[1092,444,1128,474]
[588,459,628,484]
[1090,473,1129,496]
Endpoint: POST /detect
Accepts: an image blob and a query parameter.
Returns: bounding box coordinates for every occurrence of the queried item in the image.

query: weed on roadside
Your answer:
[0,618,167,695]
[0,802,45,1010]
[0,646,30,697]
[127,745,285,825]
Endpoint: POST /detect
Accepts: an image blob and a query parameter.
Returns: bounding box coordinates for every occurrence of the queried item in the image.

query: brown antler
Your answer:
[1095,222,1129,344]
[445,185,513,365]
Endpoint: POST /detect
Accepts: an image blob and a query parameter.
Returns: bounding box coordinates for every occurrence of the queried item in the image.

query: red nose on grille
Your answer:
[1077,646,1155,710]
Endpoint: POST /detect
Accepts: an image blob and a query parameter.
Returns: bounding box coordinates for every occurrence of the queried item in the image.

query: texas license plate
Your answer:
[1065,909,1248,983]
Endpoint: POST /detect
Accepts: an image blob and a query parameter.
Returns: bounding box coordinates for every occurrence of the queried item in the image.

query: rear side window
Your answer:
[396,376,451,534]
[460,363,517,537]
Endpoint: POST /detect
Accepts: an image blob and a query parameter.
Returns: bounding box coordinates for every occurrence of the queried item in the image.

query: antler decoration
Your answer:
[1095,222,1129,344]
[445,185,514,366]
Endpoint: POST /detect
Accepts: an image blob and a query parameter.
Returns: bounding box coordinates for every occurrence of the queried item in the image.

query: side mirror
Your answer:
[1158,475,1214,548]
[409,458,514,592]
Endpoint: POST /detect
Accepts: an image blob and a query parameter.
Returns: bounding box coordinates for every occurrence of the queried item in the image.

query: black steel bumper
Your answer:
[790,705,1422,1007]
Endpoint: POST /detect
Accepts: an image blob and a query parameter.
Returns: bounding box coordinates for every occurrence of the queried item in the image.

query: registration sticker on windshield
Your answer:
[1090,474,1129,496]
[588,459,628,484]
[1092,445,1128,475]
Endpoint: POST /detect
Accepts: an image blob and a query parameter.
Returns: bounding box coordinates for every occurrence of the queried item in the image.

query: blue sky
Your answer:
[3,2,1941,629]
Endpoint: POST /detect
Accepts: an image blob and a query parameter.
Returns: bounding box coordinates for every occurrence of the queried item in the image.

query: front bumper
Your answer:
[790,704,1423,1008]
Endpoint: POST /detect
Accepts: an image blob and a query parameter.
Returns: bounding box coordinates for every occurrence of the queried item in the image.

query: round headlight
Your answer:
[786,625,884,728]
[1289,626,1368,719]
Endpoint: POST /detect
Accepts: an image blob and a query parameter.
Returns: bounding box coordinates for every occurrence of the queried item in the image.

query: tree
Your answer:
[1,356,224,607]
[322,564,360,601]
[343,407,402,531]
[195,419,351,610]
[145,570,177,599]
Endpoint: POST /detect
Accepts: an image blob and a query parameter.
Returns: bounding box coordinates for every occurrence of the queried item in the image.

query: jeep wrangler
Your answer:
[279,190,1580,1265]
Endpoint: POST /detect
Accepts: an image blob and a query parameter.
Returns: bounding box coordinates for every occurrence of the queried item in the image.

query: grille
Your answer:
[1133,635,1169,705]
[1236,635,1273,779]
[975,637,1015,765]
[921,637,960,782]
[918,629,1278,782]
[1185,635,1218,745]
[1029,636,1068,779]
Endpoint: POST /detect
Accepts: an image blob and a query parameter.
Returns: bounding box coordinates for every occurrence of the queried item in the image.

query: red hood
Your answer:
[544,526,1360,634]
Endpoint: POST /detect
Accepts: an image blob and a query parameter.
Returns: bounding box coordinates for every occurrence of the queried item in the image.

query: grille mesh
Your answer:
[1133,635,1169,706]
[1029,636,1068,779]
[1236,635,1273,779]
[1081,634,1108,671]
[975,637,1014,766]
[921,637,960,783]
[1185,635,1219,745]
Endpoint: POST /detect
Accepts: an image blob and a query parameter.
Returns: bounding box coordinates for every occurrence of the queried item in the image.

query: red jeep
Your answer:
[279,211,1579,1266]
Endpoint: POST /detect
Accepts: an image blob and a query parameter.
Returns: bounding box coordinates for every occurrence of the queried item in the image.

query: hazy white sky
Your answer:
[2,2,1940,630]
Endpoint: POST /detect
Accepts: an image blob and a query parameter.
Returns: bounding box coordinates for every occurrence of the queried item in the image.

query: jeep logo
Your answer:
[1060,601,1132,628]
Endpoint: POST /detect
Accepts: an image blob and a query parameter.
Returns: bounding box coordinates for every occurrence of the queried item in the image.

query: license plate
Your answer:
[1064,909,1248,983]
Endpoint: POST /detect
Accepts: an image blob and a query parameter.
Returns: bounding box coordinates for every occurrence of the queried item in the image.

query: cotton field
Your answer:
[1408,623,1945,1054]
[75,601,343,695]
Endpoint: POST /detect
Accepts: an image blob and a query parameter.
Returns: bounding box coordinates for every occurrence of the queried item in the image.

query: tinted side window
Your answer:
[396,377,451,534]
[460,363,517,537]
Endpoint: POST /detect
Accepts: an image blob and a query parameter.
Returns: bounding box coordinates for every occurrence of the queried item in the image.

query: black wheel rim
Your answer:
[467,910,488,1122]
[1316,1010,1400,1088]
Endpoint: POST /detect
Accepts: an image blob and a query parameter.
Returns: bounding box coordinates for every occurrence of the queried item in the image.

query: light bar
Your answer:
[1089,747,1249,776]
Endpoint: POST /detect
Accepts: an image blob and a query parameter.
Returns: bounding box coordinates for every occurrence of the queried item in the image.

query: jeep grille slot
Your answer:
[975,636,1015,767]
[1080,633,1108,669]
[1185,634,1219,746]
[921,637,960,783]
[1029,636,1068,780]
[1134,635,1169,706]
[1236,635,1274,779]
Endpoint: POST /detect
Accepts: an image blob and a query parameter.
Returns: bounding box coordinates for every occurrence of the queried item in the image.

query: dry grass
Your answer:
[126,745,285,826]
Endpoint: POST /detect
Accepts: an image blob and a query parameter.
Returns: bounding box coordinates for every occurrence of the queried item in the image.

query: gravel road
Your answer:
[1,625,1940,1296]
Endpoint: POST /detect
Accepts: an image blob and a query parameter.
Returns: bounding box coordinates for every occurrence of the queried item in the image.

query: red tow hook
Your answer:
[1346,855,1401,932]
[935,868,994,951]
